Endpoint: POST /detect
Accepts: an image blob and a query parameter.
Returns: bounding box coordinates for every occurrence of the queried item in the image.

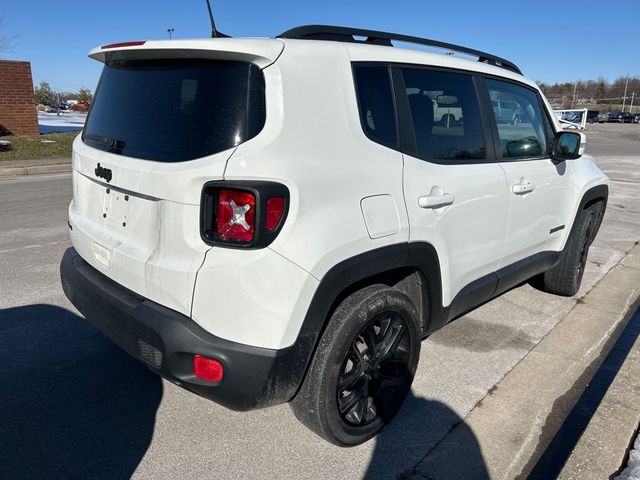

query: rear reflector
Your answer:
[101,41,146,49]
[193,355,224,382]
[265,197,285,231]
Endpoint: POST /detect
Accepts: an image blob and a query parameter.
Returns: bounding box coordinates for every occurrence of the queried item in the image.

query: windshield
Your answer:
[83,59,265,162]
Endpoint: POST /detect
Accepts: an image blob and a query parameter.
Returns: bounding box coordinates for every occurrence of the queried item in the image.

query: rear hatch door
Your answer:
[69,40,282,316]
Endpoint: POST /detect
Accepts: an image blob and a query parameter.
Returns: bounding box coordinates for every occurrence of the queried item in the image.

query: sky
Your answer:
[1,0,639,93]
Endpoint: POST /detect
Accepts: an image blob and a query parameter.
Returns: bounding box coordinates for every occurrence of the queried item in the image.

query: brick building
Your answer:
[0,60,39,136]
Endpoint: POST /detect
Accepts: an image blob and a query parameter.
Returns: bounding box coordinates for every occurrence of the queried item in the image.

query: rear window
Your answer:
[401,68,486,162]
[83,59,265,162]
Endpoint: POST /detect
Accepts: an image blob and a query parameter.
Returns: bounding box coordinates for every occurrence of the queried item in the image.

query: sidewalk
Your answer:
[408,244,640,480]
[0,157,71,176]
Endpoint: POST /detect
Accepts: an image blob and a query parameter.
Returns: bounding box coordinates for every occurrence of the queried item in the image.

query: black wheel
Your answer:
[440,113,455,127]
[544,207,597,296]
[290,285,421,446]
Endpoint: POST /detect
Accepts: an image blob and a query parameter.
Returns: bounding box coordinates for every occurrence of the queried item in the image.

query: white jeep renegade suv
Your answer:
[60,26,609,446]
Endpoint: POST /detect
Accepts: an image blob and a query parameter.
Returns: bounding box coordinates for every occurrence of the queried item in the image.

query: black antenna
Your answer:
[204,0,228,38]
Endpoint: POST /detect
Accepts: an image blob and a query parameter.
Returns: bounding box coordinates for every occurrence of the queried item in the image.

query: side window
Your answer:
[485,79,554,159]
[400,68,485,161]
[353,65,398,147]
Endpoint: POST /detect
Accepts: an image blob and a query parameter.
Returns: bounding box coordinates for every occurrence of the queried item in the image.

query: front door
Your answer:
[483,78,575,269]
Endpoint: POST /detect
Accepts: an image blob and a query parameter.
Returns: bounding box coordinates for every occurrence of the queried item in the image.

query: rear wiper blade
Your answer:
[84,133,125,150]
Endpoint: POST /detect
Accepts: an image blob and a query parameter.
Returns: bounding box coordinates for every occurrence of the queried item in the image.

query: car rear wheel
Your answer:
[440,114,455,127]
[290,285,421,446]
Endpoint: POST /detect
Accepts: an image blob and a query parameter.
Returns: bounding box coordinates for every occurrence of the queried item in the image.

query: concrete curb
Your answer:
[558,306,640,476]
[0,162,71,177]
[413,244,640,480]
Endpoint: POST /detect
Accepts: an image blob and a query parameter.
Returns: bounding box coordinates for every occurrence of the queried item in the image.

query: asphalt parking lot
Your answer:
[0,122,639,479]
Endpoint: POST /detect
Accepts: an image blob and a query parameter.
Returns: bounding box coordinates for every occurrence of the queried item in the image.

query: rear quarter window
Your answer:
[83,59,265,162]
[353,65,398,148]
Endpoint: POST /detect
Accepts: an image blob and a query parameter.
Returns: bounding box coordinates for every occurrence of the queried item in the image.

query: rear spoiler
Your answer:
[89,38,284,69]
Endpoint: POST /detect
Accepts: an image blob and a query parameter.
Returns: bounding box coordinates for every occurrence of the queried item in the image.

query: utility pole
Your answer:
[571,82,577,109]
[167,28,175,39]
[630,92,635,113]
[622,75,629,112]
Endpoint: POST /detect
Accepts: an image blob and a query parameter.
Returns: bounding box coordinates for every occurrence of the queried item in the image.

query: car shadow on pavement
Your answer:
[364,391,489,479]
[0,304,162,479]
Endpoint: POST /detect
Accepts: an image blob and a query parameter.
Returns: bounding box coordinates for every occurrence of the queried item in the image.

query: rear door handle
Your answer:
[418,187,455,209]
[512,178,536,195]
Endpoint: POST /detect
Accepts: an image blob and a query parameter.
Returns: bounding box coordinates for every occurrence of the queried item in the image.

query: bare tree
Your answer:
[0,17,16,56]
[77,88,93,104]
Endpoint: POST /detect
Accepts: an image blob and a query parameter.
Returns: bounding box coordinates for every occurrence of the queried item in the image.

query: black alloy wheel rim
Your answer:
[337,312,413,427]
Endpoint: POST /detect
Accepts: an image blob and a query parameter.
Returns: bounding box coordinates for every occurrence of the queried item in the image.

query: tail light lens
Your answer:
[265,197,285,231]
[193,355,224,382]
[201,182,289,248]
[216,189,256,242]
[100,40,147,49]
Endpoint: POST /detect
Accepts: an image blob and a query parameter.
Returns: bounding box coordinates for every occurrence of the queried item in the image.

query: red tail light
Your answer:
[100,41,146,49]
[193,355,224,382]
[201,181,289,248]
[216,189,256,242]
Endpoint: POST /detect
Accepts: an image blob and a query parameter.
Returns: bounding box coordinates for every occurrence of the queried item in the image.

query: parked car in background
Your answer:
[633,113,640,124]
[490,97,520,124]
[598,112,610,123]
[562,111,582,123]
[620,112,634,123]
[607,112,621,122]
[586,110,599,123]
[608,111,634,123]
[74,103,91,111]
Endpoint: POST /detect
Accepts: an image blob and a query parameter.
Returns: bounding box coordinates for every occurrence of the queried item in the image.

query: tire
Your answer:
[290,285,421,446]
[440,114,455,127]
[543,207,597,296]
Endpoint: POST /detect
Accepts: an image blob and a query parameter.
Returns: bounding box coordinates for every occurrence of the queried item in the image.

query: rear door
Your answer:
[69,52,271,316]
[397,66,509,310]
[482,78,575,269]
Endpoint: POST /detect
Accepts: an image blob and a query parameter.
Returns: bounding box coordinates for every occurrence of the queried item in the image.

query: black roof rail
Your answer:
[278,25,522,75]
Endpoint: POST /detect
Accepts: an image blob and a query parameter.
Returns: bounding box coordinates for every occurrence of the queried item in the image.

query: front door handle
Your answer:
[512,178,536,195]
[418,186,455,209]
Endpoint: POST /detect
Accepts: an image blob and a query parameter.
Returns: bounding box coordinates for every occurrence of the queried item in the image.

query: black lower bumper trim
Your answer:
[60,247,310,411]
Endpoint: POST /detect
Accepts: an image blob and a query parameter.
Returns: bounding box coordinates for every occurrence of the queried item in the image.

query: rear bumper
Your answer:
[60,247,307,411]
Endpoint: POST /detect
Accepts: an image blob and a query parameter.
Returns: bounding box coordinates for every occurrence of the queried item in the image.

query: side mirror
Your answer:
[552,131,585,160]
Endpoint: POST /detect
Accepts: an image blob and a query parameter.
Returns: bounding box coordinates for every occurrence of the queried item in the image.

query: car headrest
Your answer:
[408,94,434,137]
